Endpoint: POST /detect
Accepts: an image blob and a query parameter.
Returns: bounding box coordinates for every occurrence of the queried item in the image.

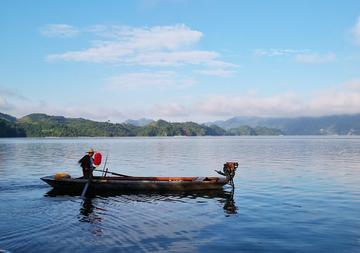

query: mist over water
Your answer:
[1,136,360,252]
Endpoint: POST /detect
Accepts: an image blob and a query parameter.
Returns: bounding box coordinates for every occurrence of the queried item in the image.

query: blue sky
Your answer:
[1,0,360,123]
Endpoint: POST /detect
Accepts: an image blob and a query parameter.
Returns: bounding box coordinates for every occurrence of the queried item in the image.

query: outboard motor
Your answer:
[216,162,238,187]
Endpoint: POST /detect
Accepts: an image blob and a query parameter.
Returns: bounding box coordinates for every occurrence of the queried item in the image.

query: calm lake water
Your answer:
[1,136,360,252]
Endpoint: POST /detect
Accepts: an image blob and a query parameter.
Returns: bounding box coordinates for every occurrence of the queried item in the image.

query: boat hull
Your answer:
[41,175,230,193]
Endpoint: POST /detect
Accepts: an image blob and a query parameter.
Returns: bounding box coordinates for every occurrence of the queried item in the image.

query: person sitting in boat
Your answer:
[78,149,95,179]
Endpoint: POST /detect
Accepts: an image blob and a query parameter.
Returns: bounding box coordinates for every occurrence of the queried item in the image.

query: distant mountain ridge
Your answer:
[205,114,360,135]
[123,118,154,126]
[2,112,360,137]
[0,113,283,137]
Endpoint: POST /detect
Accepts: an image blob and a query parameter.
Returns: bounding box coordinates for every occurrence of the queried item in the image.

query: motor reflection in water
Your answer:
[222,188,237,216]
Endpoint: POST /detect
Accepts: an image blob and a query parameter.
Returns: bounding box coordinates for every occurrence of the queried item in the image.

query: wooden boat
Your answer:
[41,162,238,193]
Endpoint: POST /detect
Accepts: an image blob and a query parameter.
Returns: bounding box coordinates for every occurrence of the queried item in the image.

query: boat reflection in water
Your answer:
[45,187,238,216]
[45,188,237,239]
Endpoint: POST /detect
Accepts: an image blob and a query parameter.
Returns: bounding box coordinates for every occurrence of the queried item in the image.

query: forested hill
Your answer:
[0,113,283,138]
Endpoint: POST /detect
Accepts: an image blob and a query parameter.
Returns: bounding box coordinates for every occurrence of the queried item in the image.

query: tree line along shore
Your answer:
[0,113,284,138]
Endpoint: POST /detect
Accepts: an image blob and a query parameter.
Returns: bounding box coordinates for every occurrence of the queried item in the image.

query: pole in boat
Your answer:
[80,152,102,199]
[80,178,91,199]
[101,153,108,177]
[95,169,131,177]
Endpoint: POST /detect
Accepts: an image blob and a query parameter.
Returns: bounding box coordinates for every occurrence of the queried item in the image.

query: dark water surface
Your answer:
[1,136,360,252]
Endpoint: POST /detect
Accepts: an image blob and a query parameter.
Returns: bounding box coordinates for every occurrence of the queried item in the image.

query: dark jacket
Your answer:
[78,155,93,169]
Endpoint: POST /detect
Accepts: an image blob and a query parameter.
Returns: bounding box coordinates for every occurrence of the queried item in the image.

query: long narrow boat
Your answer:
[41,162,238,193]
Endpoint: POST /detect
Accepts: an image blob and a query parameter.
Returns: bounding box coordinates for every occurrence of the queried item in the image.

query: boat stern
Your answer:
[215,162,238,186]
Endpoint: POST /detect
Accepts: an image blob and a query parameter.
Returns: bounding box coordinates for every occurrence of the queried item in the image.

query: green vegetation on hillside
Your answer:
[226,125,284,136]
[0,112,17,123]
[17,114,132,137]
[253,126,284,136]
[0,113,284,137]
[227,125,256,136]
[0,119,26,137]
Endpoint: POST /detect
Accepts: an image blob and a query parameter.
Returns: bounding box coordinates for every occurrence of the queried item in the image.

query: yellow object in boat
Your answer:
[55,173,71,179]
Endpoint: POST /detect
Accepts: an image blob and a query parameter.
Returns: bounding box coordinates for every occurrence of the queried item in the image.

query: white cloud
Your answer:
[194,69,238,77]
[270,49,284,56]
[45,24,239,68]
[151,103,189,117]
[4,76,360,122]
[344,78,360,92]
[253,48,310,57]
[188,85,360,118]
[294,52,336,63]
[0,96,8,107]
[271,49,310,56]
[190,92,304,118]
[0,88,29,117]
[0,99,126,122]
[252,49,268,57]
[122,51,236,67]
[0,86,26,100]
[93,24,203,49]
[105,71,197,90]
[350,16,360,44]
[63,106,125,121]
[39,24,79,37]
[84,25,108,34]
[308,89,360,115]
[47,42,134,63]
[3,85,360,122]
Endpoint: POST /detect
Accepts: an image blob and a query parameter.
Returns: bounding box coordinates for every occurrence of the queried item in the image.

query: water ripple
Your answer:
[1,137,360,252]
